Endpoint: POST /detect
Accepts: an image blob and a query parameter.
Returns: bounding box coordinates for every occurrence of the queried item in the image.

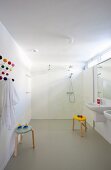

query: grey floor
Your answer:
[5,120,111,170]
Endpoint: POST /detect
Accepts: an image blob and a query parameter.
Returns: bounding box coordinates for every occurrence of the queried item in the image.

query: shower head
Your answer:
[69,73,73,79]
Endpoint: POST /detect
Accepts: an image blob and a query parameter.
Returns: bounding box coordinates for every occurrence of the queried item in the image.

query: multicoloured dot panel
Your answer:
[0,55,15,82]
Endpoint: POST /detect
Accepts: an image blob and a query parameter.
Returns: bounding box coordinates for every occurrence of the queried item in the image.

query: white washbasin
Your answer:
[104,110,111,120]
[86,102,111,114]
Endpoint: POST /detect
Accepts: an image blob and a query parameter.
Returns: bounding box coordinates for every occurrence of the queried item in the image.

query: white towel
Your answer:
[0,79,19,129]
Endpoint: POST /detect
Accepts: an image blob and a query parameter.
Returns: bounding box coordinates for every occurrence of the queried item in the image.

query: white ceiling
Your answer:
[0,0,111,66]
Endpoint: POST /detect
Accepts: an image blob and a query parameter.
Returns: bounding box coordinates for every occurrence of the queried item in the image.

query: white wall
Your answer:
[83,66,111,144]
[32,66,83,119]
[83,67,96,126]
[0,23,31,170]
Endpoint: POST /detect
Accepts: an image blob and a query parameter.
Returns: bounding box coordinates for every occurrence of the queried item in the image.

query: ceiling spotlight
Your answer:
[27,49,39,53]
[67,37,74,44]
[69,38,74,44]
[32,49,39,53]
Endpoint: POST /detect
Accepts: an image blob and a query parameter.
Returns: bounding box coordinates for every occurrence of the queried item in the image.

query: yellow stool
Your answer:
[72,115,87,137]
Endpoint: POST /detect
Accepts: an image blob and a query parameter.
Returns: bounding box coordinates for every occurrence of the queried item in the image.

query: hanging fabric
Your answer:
[0,79,19,130]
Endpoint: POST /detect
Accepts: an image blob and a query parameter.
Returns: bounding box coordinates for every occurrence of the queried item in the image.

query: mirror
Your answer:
[97,58,111,99]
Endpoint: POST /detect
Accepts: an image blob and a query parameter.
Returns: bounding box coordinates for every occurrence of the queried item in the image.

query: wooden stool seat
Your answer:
[14,125,35,156]
[72,115,87,137]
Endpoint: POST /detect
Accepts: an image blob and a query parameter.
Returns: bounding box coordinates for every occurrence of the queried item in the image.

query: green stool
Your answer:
[14,126,35,156]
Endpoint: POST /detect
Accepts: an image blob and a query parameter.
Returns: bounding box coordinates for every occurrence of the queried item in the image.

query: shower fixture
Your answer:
[69,65,73,69]
[97,73,101,76]
[69,73,73,79]
[97,66,103,69]
[97,73,102,78]
[48,64,51,71]
[67,76,75,103]
[67,65,73,71]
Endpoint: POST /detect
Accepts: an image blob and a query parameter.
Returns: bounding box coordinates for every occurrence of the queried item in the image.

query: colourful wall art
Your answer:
[0,55,15,81]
